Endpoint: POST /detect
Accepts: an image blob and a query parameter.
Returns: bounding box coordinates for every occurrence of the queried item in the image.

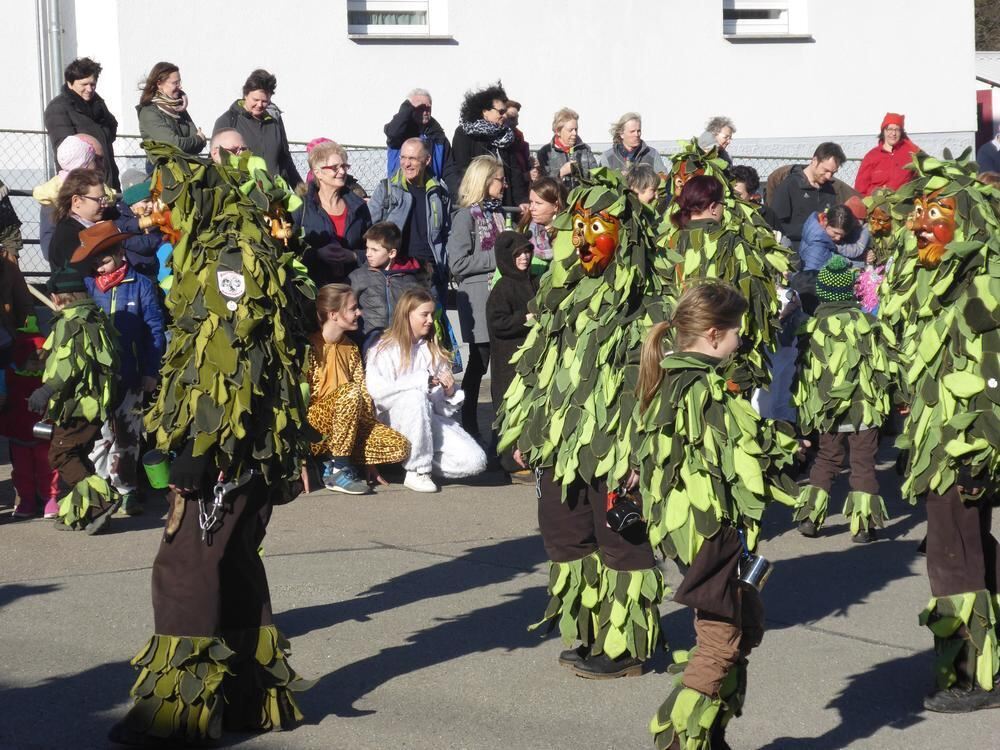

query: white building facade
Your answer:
[4,0,978,159]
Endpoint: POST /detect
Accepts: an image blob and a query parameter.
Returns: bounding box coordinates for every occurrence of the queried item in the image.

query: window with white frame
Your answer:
[722,0,809,38]
[347,0,449,37]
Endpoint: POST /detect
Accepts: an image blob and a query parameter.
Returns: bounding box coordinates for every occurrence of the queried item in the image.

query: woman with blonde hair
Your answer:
[446,155,507,437]
[599,111,666,174]
[535,107,598,189]
[293,140,372,284]
[366,289,486,492]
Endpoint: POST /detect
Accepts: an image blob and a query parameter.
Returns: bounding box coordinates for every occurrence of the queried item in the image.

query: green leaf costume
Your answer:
[142,142,316,493]
[880,151,1000,499]
[496,168,676,489]
[633,353,801,564]
[661,140,793,389]
[791,301,900,531]
[496,168,675,660]
[41,298,118,425]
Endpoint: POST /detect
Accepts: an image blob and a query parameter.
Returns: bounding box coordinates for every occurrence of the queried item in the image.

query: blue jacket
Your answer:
[292,183,372,285]
[383,101,460,187]
[112,200,163,279]
[85,268,166,391]
[977,140,1000,174]
[798,212,870,273]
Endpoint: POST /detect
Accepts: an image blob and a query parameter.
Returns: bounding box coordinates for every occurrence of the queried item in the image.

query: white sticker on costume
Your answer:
[217,271,246,299]
[226,300,238,311]
[989,378,998,389]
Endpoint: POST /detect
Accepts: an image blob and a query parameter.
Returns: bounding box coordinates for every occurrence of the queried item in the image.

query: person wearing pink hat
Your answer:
[854,112,919,196]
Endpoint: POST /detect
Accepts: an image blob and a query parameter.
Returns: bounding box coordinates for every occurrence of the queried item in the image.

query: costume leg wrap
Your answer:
[591,565,665,660]
[121,635,234,742]
[221,625,314,732]
[793,485,830,528]
[529,551,603,647]
[918,589,1000,691]
[56,474,117,530]
[649,648,745,750]
[842,490,889,536]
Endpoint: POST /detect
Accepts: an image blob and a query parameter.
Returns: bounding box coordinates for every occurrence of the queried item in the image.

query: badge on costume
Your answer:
[217,271,245,311]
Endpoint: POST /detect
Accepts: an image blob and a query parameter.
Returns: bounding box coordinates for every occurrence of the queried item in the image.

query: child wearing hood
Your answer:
[486,230,538,476]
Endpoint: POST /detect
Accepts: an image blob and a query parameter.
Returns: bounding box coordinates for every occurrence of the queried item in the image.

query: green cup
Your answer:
[143,450,171,489]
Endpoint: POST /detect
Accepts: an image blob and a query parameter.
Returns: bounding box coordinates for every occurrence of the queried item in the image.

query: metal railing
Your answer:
[0,127,861,277]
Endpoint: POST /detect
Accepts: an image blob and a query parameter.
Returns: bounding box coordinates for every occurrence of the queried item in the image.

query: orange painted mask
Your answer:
[868,207,892,237]
[906,192,956,268]
[571,207,620,276]
[672,162,704,198]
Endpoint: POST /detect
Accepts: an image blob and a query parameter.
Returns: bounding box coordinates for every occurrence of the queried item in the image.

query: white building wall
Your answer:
[3,0,979,157]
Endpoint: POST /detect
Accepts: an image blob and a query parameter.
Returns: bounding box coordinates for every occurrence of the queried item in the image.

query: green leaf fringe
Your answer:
[919,590,1000,691]
[56,474,116,530]
[842,491,888,536]
[793,485,830,528]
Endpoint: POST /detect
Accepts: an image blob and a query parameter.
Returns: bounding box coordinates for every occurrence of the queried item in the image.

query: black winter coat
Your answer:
[486,243,538,409]
[214,101,303,186]
[44,86,120,188]
[450,127,529,207]
[48,217,87,271]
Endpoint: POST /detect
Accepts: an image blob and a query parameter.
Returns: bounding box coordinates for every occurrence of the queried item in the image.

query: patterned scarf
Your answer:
[529,221,554,261]
[151,91,189,120]
[469,203,505,254]
[94,262,129,293]
[460,119,514,150]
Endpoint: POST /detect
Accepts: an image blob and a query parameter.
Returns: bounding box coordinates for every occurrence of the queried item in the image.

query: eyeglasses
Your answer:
[491,107,506,115]
[78,194,109,206]
[320,164,351,173]
[221,145,248,155]
[491,176,508,185]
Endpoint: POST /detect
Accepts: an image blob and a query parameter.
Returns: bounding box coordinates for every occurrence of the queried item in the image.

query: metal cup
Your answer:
[32,421,54,440]
[737,553,773,591]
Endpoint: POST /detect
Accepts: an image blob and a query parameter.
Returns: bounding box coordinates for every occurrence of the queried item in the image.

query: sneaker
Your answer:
[571,651,643,680]
[11,506,35,520]
[322,464,370,495]
[119,493,144,516]
[851,527,877,544]
[558,645,589,668]
[43,511,59,519]
[924,684,1000,713]
[404,471,438,493]
[508,469,536,484]
[798,519,818,538]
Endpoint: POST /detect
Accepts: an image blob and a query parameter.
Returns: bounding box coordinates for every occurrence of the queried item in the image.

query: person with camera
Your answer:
[634,281,806,750]
[383,87,459,188]
[109,137,313,746]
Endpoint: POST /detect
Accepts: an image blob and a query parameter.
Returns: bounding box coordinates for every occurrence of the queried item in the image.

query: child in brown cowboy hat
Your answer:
[71,220,166,516]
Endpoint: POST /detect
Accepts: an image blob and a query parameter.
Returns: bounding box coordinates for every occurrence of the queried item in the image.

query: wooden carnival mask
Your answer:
[672,162,705,198]
[868,206,892,237]
[571,207,621,276]
[906,191,956,268]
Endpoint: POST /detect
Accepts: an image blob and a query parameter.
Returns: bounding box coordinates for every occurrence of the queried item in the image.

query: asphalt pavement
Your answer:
[1,410,998,749]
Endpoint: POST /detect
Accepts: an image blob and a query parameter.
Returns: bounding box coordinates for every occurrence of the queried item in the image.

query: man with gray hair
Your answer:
[383,87,459,186]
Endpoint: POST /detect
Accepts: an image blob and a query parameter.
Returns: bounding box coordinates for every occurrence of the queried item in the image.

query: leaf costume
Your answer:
[854,187,908,313]
[879,150,1000,705]
[662,140,793,389]
[496,168,675,666]
[41,298,120,530]
[792,299,900,533]
[114,143,314,745]
[632,352,800,748]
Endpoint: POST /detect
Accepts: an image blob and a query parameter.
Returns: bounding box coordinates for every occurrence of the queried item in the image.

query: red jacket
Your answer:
[854,139,919,195]
[1,332,46,443]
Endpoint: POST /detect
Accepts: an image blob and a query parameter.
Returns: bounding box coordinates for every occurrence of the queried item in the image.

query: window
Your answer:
[722,0,809,39]
[347,0,449,37]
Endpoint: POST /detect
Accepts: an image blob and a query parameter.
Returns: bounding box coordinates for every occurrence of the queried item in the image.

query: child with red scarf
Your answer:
[75,221,166,516]
[1,317,60,519]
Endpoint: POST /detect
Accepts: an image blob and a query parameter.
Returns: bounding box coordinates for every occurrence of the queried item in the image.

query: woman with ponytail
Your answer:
[633,280,805,750]
[664,175,787,391]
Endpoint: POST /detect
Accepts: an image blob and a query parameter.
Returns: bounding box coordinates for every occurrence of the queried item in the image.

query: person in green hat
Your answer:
[113,168,166,285]
[26,266,119,533]
[792,254,900,543]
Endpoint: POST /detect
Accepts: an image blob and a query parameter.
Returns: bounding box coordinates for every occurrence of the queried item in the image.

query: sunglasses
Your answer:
[320,164,351,173]
[78,194,109,206]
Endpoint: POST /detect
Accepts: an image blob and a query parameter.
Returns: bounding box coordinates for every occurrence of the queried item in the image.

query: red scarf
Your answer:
[94,263,129,293]
[554,136,574,154]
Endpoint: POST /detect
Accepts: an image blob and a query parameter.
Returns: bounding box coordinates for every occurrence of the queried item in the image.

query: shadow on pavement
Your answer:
[0,582,61,611]
[756,651,927,750]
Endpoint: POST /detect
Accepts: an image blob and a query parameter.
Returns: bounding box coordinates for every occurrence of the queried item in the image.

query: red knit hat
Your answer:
[880,112,904,130]
[844,196,867,221]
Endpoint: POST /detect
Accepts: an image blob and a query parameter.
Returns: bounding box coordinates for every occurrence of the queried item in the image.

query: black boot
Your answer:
[923,683,1000,713]
[710,721,734,750]
[798,519,818,538]
[571,651,643,679]
[851,527,876,544]
[557,645,588,668]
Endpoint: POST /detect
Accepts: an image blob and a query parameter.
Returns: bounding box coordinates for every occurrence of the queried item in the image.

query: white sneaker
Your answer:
[404,471,438,493]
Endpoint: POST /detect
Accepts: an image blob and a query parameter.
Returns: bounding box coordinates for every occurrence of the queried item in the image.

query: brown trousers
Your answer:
[676,528,765,697]
[926,484,1000,597]
[808,429,879,495]
[536,470,655,571]
[48,419,101,489]
[151,477,273,637]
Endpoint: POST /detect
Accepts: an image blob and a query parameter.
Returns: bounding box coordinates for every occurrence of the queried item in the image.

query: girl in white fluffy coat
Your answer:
[366,289,487,492]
